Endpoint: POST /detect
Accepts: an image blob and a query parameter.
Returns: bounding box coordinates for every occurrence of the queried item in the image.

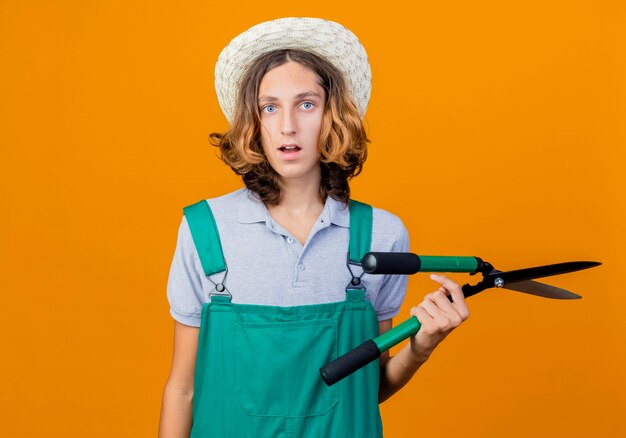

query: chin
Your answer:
[277,172,304,180]
[271,162,321,183]
[277,169,316,181]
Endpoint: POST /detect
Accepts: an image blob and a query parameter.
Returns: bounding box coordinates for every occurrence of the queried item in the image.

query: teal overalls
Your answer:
[183,199,383,437]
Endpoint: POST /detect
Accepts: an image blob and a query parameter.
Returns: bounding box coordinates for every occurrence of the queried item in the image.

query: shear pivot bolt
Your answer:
[494,278,504,288]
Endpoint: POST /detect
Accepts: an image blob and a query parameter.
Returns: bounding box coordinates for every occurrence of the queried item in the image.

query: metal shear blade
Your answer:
[502,280,581,300]
[463,261,601,299]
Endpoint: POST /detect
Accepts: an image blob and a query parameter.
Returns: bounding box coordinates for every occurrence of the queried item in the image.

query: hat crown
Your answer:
[215,17,372,124]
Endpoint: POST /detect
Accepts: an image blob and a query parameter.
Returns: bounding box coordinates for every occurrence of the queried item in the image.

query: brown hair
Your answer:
[209,49,369,206]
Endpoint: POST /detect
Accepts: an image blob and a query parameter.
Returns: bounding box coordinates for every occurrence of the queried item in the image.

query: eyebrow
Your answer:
[257,91,323,103]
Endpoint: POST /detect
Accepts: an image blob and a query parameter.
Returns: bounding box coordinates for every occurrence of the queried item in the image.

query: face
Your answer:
[257,61,325,186]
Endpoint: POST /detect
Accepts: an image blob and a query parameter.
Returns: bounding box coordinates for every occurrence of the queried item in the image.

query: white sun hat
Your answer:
[214,17,372,124]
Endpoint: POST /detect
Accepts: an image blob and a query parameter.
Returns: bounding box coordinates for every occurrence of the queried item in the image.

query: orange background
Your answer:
[1,1,624,436]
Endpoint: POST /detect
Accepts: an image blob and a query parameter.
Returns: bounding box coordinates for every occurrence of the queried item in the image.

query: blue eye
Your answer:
[263,105,277,113]
[300,102,315,110]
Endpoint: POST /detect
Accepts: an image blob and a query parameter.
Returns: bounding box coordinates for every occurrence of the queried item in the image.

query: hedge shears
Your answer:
[320,253,601,386]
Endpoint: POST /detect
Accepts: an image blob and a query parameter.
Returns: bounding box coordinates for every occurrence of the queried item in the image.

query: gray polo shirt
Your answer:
[167,188,409,327]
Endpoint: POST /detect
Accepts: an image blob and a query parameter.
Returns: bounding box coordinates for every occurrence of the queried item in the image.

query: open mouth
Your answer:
[278,145,301,152]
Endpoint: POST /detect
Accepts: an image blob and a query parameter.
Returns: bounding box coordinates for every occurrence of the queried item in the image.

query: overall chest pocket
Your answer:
[233,317,339,418]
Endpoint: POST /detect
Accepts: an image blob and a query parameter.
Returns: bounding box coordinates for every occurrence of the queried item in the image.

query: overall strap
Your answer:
[348,200,373,264]
[346,200,373,297]
[183,200,226,276]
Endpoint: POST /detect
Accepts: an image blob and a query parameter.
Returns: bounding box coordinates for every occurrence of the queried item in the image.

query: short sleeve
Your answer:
[166,215,206,327]
[370,210,410,321]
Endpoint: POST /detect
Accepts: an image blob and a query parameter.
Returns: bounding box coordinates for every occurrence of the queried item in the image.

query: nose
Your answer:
[280,108,296,135]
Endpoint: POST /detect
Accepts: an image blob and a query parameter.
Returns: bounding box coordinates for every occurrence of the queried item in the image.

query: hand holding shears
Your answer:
[408,273,470,363]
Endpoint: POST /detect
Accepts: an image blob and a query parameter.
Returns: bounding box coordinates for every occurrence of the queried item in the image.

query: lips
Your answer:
[277,144,302,161]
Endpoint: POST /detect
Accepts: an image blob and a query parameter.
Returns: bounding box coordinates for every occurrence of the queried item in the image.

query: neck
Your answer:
[271,170,324,216]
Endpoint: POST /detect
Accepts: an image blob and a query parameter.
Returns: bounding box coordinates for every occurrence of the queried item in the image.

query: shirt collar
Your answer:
[238,190,271,224]
[238,189,350,228]
[327,196,350,228]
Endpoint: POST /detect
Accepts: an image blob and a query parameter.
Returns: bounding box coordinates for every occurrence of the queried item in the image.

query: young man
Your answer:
[159,17,469,438]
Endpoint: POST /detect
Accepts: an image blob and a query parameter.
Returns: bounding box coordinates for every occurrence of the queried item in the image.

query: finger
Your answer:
[411,305,432,325]
[426,296,462,331]
[429,278,470,321]
[420,298,446,322]
[429,289,460,316]
[424,287,455,312]
[430,274,466,304]
[425,277,470,322]
[431,291,465,327]
[423,292,438,302]
[424,287,449,300]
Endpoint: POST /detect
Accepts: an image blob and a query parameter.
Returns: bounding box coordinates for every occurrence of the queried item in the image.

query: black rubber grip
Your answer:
[319,339,381,386]
[362,252,421,275]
